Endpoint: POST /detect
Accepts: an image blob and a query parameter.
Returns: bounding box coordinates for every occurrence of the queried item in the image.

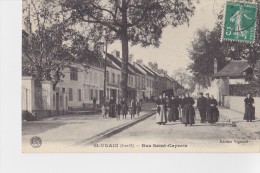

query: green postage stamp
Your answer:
[222,1,258,43]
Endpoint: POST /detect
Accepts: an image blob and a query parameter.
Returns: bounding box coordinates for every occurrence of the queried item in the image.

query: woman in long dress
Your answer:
[156,95,167,125]
[168,96,179,122]
[109,97,116,118]
[136,99,142,117]
[207,95,219,124]
[178,94,183,119]
[121,98,128,119]
[181,93,195,126]
[115,100,121,120]
[130,99,136,119]
[244,93,255,122]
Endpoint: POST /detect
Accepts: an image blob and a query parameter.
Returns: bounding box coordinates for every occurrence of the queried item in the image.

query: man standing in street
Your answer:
[197,92,207,123]
[205,93,211,121]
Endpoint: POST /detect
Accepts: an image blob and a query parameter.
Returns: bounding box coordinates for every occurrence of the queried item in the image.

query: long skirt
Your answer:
[244,105,255,121]
[181,104,195,124]
[109,104,116,118]
[168,105,179,122]
[207,106,219,123]
[206,106,211,122]
[156,105,167,124]
[121,106,128,115]
[179,107,182,119]
[136,106,141,115]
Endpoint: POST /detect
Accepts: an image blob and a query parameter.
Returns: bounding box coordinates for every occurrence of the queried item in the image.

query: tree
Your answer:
[172,68,195,92]
[61,0,196,100]
[188,1,260,87]
[188,24,232,87]
[22,0,100,87]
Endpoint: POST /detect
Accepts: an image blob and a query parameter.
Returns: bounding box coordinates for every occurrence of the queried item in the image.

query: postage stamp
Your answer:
[222,1,258,43]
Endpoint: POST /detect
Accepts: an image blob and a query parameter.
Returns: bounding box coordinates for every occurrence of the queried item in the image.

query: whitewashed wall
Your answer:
[223,96,260,118]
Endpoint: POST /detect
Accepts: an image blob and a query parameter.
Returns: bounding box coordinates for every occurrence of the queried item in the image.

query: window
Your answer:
[90,89,93,100]
[106,71,109,83]
[89,71,93,83]
[106,88,109,100]
[69,88,73,101]
[66,96,68,108]
[60,95,63,107]
[117,74,120,84]
[95,90,98,100]
[62,88,65,92]
[94,73,97,84]
[78,89,81,101]
[53,94,56,107]
[112,73,115,83]
[70,67,78,81]
[84,89,87,100]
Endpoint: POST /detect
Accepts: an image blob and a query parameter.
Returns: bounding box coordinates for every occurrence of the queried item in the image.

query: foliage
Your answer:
[60,0,197,99]
[22,0,101,87]
[188,2,260,87]
[172,68,196,92]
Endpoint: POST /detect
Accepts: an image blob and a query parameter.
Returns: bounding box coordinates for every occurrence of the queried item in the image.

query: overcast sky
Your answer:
[108,0,226,75]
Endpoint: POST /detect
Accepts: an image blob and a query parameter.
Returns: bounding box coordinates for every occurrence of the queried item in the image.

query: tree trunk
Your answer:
[120,0,129,101]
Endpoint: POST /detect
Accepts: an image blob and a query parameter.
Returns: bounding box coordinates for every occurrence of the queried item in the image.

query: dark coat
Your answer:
[181,97,195,124]
[121,100,128,115]
[168,98,179,122]
[130,100,136,115]
[244,97,255,120]
[116,103,122,115]
[206,98,219,123]
[109,99,116,118]
[197,96,207,109]
[136,100,142,113]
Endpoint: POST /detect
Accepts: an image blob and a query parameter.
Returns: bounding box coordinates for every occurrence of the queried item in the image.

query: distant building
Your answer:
[209,60,260,104]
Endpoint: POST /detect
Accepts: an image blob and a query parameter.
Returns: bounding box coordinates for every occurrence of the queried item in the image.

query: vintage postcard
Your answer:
[22,0,260,152]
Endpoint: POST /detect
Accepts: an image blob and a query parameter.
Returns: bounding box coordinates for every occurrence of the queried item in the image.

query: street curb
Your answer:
[73,111,155,146]
[219,111,259,140]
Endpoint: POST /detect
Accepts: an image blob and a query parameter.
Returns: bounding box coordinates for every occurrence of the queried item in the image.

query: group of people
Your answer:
[155,92,219,126]
[102,97,142,120]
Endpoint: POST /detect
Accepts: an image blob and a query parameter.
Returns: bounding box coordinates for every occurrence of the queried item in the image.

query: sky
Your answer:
[108,0,226,75]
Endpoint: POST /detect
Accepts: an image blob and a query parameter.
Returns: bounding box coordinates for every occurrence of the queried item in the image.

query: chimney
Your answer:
[111,50,120,58]
[214,58,218,74]
[95,42,104,53]
[148,62,158,70]
[128,54,134,63]
[136,59,143,65]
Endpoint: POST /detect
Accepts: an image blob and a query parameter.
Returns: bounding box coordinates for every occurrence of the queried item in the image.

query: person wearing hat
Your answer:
[205,93,211,122]
[181,93,195,126]
[197,92,207,123]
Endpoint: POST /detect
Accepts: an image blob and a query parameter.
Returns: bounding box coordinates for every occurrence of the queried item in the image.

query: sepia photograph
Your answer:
[21,0,260,152]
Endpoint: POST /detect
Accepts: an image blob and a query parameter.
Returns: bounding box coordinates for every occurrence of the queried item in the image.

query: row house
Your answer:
[105,58,121,102]
[56,59,105,109]
[135,62,155,99]
[108,52,138,100]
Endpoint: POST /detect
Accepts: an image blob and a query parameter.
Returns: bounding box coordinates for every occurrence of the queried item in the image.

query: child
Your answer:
[102,104,106,118]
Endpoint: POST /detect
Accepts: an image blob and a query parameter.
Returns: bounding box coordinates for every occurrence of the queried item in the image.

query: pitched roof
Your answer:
[214,60,260,78]
[107,53,138,75]
[135,63,154,77]
[143,65,161,77]
[106,59,121,70]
